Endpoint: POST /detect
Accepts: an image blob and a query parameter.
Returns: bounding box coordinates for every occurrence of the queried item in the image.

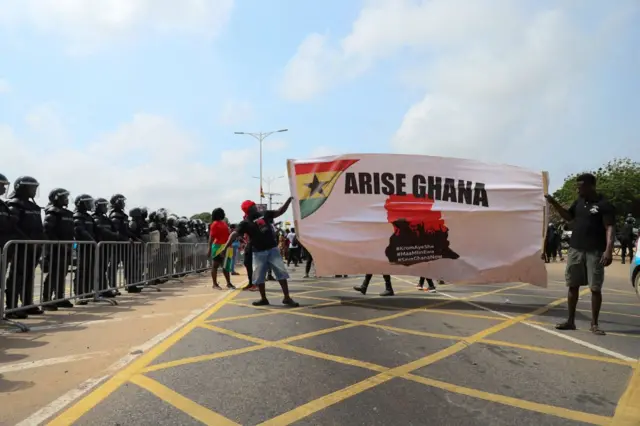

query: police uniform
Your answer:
[6,196,45,314]
[73,206,97,298]
[42,203,75,306]
[93,199,120,295]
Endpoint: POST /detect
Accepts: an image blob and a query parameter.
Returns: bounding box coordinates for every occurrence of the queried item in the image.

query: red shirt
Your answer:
[209,221,230,244]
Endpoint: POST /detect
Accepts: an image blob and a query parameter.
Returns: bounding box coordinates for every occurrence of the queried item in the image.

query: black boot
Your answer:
[380,277,394,297]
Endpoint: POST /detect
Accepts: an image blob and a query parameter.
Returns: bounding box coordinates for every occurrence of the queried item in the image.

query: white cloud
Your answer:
[0,0,234,53]
[0,112,266,221]
[308,145,344,158]
[280,0,638,166]
[24,103,68,143]
[0,78,10,93]
[218,100,254,126]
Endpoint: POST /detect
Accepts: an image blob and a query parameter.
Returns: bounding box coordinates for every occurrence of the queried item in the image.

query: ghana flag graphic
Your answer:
[295,159,359,219]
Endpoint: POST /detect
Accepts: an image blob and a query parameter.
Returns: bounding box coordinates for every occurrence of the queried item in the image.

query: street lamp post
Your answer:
[234,129,288,205]
[253,175,285,209]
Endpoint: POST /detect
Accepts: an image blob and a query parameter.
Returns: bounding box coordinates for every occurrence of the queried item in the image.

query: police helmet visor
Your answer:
[81,197,95,211]
[95,200,108,212]
[59,191,70,206]
[24,182,39,198]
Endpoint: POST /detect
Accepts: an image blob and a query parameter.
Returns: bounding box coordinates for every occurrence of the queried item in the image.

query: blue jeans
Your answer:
[253,247,289,285]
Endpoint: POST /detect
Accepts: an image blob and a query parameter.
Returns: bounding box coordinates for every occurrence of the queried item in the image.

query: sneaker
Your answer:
[226,284,236,290]
[303,274,309,278]
[425,288,437,293]
[252,299,270,306]
[379,289,394,297]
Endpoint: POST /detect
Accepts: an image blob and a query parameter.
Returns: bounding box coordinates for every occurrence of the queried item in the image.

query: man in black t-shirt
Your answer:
[546,173,615,335]
[223,198,299,307]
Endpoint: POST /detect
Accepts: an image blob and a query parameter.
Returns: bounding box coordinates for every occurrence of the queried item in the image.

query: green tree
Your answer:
[191,212,212,223]
[551,158,640,226]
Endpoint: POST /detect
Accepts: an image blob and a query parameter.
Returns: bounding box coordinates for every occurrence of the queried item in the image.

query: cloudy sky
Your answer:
[0,0,638,222]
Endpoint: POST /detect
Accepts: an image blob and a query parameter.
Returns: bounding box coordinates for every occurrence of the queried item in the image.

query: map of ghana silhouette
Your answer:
[384,194,459,265]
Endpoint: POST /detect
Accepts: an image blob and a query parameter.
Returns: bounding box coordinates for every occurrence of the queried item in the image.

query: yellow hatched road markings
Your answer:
[258,288,594,425]
[612,358,640,425]
[46,290,241,426]
[129,374,240,426]
[46,277,638,426]
[404,374,613,426]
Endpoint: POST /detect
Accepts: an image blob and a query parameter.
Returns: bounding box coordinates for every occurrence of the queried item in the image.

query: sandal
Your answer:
[555,322,576,330]
[590,325,606,335]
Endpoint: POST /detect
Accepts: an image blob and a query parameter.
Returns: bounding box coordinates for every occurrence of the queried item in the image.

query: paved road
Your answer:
[45,266,639,425]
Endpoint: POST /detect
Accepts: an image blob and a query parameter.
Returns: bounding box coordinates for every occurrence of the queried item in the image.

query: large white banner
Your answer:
[287,154,548,287]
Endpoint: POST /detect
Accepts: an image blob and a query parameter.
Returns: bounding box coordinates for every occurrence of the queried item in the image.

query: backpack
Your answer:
[292,234,300,247]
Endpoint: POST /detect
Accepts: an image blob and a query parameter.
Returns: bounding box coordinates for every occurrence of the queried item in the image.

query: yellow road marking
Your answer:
[129,374,240,425]
[47,290,240,425]
[207,310,279,323]
[259,289,589,425]
[612,359,640,425]
[140,345,268,373]
[405,374,612,425]
[480,339,634,366]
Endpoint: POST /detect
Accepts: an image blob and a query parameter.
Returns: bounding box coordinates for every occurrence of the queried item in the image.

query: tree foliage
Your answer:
[190,212,211,223]
[551,158,640,226]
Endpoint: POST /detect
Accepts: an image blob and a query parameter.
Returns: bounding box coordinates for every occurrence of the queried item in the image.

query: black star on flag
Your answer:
[304,174,329,197]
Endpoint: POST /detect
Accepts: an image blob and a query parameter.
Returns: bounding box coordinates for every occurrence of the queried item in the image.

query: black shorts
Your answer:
[213,254,224,264]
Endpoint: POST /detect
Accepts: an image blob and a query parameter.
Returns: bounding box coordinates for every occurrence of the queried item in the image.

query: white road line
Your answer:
[15,290,232,426]
[392,276,635,362]
[0,352,109,374]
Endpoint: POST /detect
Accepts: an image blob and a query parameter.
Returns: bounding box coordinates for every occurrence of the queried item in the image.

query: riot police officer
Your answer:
[0,173,16,258]
[42,188,75,310]
[73,194,97,303]
[149,209,170,282]
[128,207,148,286]
[93,198,120,297]
[6,176,45,318]
[109,194,141,293]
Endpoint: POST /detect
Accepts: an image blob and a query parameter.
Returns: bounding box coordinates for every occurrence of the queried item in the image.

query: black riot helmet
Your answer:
[177,217,189,229]
[140,207,148,220]
[74,194,95,212]
[149,211,157,222]
[129,207,143,218]
[167,216,177,227]
[156,208,168,222]
[94,198,109,214]
[48,188,70,207]
[11,176,39,199]
[110,194,126,210]
[0,173,9,197]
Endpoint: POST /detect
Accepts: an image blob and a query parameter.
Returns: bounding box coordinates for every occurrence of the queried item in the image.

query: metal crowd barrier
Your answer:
[1,240,212,332]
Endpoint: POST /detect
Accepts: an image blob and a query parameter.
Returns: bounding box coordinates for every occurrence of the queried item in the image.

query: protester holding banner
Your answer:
[545,173,614,335]
[223,199,299,307]
[207,208,235,290]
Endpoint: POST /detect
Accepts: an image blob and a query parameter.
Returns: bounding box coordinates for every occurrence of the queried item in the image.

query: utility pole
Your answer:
[234,130,288,204]
[264,192,282,210]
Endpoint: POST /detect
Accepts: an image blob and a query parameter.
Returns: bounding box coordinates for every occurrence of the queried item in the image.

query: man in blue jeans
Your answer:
[222,197,299,307]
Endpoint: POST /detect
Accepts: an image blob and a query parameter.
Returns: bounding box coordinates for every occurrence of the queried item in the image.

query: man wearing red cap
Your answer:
[222,197,299,307]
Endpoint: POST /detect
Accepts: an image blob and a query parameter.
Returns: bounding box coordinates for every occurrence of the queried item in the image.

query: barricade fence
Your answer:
[0,240,212,331]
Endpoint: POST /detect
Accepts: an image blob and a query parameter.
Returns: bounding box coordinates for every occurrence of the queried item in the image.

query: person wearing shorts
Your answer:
[207,208,235,290]
[545,173,614,335]
[222,198,299,307]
